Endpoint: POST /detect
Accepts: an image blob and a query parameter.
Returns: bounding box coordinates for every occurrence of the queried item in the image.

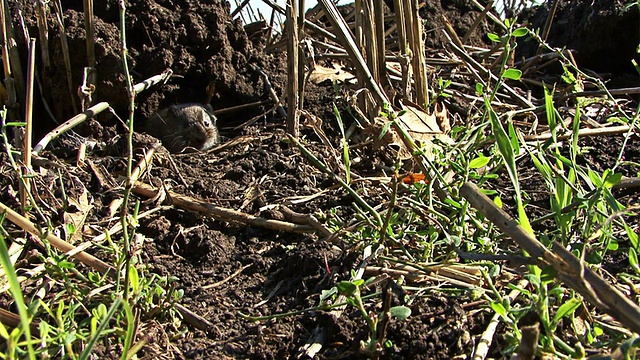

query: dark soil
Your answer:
[517,0,640,77]
[1,0,639,359]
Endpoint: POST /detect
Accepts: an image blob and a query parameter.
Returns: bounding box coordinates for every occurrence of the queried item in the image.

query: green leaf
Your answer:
[389,306,412,320]
[469,155,490,169]
[512,28,529,37]
[80,297,122,360]
[128,266,140,293]
[378,121,393,139]
[629,248,640,274]
[494,196,503,208]
[490,301,507,318]
[476,83,484,95]
[0,321,8,339]
[624,223,638,249]
[0,231,36,359]
[540,266,556,284]
[508,120,520,155]
[487,101,531,234]
[320,287,338,302]
[337,281,358,296]
[603,171,622,189]
[552,298,581,326]
[587,169,603,188]
[502,68,522,80]
[487,33,501,42]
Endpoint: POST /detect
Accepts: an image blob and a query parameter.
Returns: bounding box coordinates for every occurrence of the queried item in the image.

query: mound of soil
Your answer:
[1,0,639,359]
[12,0,266,136]
[518,0,640,76]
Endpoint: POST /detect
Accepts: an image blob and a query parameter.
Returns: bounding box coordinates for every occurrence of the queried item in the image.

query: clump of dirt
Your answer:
[518,0,640,76]
[2,0,640,359]
[420,0,498,50]
[12,0,266,134]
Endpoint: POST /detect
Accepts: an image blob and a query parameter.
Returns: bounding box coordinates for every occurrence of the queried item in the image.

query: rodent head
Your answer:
[182,105,220,151]
[163,104,220,152]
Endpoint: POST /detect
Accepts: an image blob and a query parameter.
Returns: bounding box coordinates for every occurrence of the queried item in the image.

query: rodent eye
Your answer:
[203,120,211,127]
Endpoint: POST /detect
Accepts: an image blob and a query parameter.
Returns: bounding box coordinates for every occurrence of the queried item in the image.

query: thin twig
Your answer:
[0,201,116,277]
[52,0,79,114]
[286,0,300,137]
[132,181,317,233]
[460,181,640,334]
[33,102,110,156]
[21,38,36,213]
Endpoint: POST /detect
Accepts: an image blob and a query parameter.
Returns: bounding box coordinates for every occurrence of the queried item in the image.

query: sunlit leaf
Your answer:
[624,223,639,249]
[502,68,522,80]
[512,28,529,37]
[487,33,501,42]
[469,155,490,169]
[552,298,581,327]
[629,248,640,275]
[128,266,140,294]
[603,171,622,189]
[490,301,507,318]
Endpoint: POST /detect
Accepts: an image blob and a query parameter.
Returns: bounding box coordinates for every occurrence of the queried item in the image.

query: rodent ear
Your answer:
[202,104,214,113]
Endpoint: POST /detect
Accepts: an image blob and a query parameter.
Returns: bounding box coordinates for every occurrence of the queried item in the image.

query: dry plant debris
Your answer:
[0,0,639,358]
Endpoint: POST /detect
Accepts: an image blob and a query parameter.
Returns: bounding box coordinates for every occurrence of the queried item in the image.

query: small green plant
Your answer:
[428,77,452,108]
[331,271,411,355]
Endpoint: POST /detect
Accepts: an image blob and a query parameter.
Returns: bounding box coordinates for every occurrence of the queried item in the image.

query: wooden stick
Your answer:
[473,280,528,360]
[0,201,116,277]
[407,0,429,106]
[33,102,110,156]
[52,0,79,114]
[0,308,39,336]
[21,38,36,213]
[212,99,272,116]
[286,0,299,138]
[231,0,250,17]
[521,125,632,143]
[537,0,560,56]
[82,0,96,107]
[447,39,534,108]
[132,69,173,95]
[253,65,287,119]
[460,181,640,334]
[132,181,316,234]
[0,0,18,123]
[129,142,160,186]
[34,0,50,69]
[317,0,389,107]
[556,87,640,101]
[374,0,386,87]
[2,0,25,107]
[462,0,493,44]
[469,0,506,31]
